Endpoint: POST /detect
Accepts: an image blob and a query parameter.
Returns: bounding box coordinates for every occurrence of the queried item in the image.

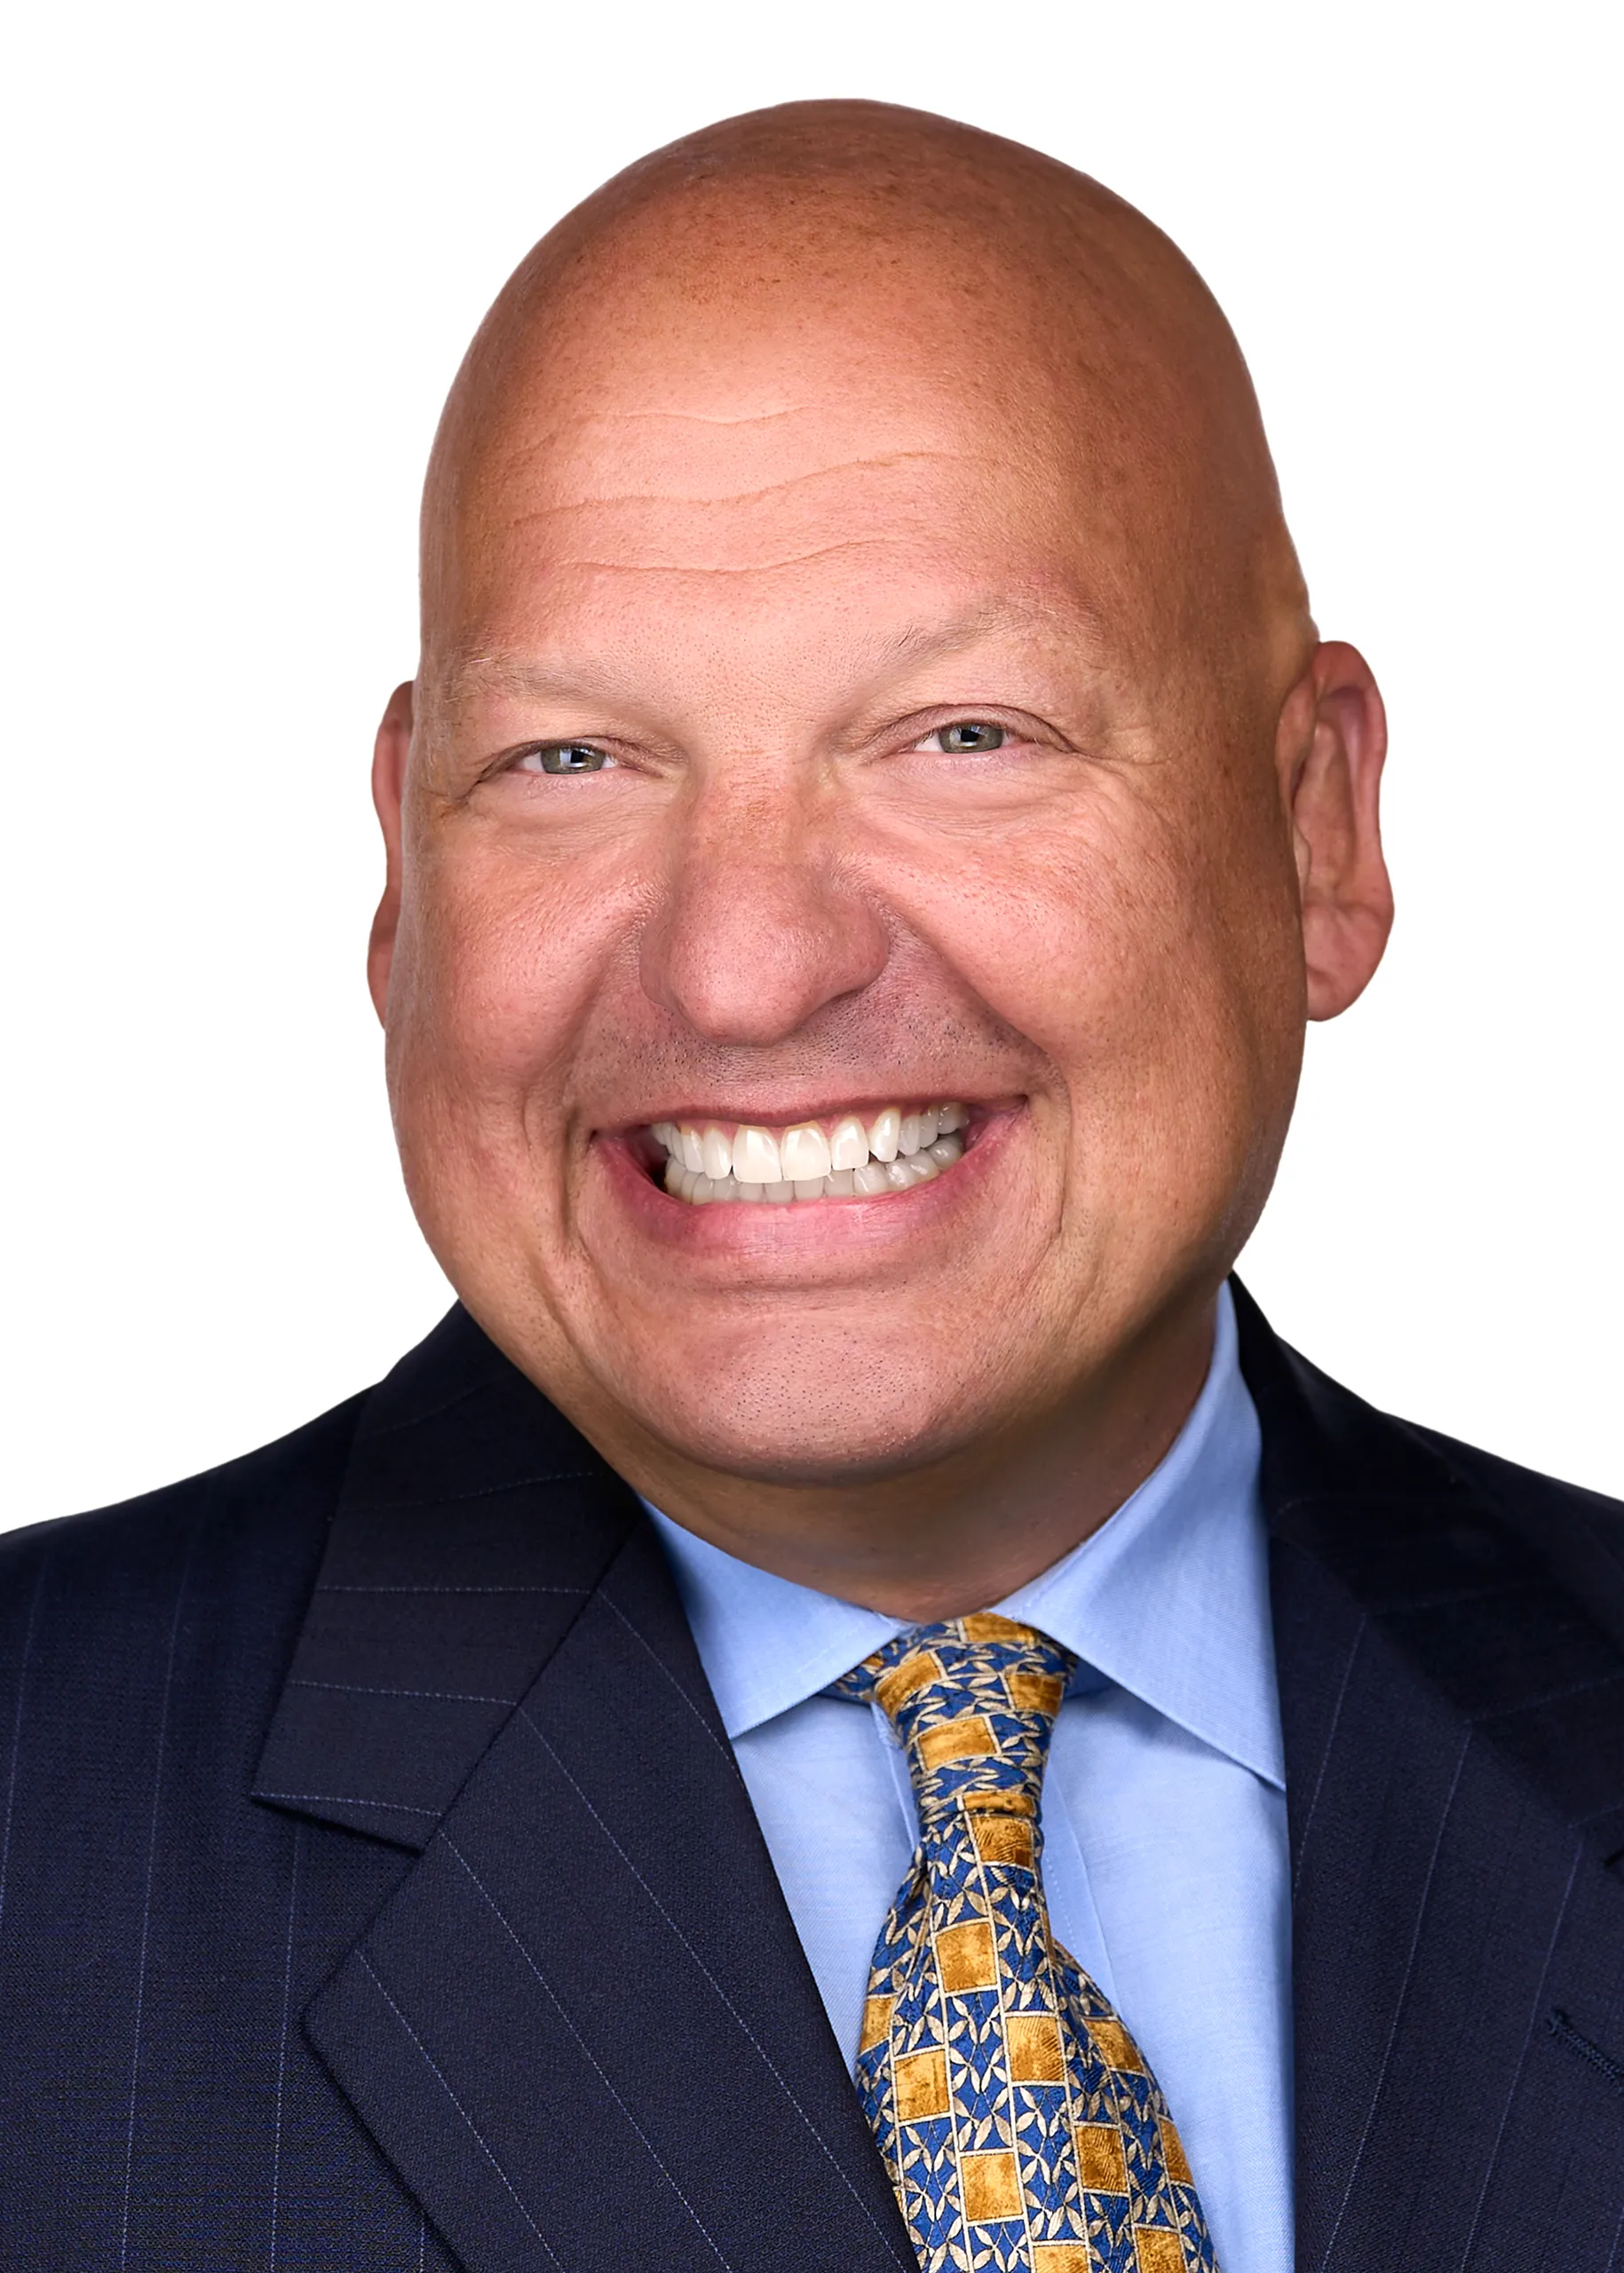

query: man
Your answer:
[2,98,1620,2273]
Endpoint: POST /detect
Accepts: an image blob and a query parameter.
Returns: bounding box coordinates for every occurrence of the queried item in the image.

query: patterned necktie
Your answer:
[834,1613,1219,2273]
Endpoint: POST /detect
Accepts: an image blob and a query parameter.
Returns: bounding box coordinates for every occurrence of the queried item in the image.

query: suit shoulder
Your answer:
[1404,1420,1624,1534]
[1402,1417,1624,1630]
[0,1387,369,1610]
[1234,1279,1624,1647]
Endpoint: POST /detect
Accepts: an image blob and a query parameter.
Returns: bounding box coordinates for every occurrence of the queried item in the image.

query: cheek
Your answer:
[899,805,1221,1089]
[885,790,1292,1257]
[387,834,635,1110]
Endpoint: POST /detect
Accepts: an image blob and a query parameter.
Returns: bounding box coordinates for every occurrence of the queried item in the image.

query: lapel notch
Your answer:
[252,1307,641,1847]
[256,1306,909,2273]
[305,1517,912,2273]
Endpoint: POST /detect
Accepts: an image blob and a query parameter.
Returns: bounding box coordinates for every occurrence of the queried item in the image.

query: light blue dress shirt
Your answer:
[645,1284,1291,2273]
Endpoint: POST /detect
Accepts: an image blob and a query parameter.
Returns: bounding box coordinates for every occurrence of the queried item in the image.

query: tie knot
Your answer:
[834,1613,1077,1821]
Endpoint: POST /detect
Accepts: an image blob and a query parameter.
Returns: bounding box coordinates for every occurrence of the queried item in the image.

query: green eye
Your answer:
[526,741,614,774]
[936,722,1005,753]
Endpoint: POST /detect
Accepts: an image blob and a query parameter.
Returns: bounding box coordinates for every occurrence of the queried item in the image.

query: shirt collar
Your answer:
[645,1281,1281,1788]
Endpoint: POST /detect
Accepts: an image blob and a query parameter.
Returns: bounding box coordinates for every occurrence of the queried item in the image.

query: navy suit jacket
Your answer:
[3,1283,1624,2270]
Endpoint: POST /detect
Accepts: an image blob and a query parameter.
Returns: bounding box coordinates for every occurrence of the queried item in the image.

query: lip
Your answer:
[593,1101,1024,1269]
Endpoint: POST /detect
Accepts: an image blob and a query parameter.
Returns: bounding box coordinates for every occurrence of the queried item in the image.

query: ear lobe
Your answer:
[367,681,415,1025]
[1283,641,1394,1021]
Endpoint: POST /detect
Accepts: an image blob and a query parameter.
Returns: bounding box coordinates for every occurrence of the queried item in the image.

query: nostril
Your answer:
[638,863,890,1047]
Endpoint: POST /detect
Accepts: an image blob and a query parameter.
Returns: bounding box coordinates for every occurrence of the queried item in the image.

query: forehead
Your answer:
[437,296,1160,681]
[440,437,1134,754]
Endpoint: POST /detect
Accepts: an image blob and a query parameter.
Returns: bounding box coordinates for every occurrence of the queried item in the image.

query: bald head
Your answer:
[421,100,1309,696]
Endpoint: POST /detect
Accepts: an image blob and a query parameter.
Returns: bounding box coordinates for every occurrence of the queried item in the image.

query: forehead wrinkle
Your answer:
[495,542,902,577]
[488,404,836,452]
[456,446,1076,594]
[488,447,989,516]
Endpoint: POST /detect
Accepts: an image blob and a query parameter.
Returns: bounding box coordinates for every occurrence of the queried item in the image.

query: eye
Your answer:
[920,720,1007,754]
[513,741,617,775]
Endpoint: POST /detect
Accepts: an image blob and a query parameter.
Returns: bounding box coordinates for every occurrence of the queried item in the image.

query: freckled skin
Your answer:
[368,102,1393,1617]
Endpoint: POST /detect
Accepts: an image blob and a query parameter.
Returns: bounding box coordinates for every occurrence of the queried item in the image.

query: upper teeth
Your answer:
[649,1103,970,1205]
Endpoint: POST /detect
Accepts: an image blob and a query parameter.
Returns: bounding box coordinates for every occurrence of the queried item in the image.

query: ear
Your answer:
[1278,640,1393,1020]
[367,681,415,1024]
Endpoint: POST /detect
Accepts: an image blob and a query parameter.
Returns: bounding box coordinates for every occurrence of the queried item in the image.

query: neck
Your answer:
[612,1291,1220,1620]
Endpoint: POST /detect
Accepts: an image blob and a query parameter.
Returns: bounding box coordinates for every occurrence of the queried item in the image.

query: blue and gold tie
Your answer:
[835,1614,1219,2273]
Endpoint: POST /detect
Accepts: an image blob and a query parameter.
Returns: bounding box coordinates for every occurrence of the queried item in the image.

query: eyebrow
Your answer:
[867,596,1109,670]
[440,594,1110,712]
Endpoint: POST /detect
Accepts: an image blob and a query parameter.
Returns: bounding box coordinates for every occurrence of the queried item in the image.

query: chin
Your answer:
[617,1343,990,1489]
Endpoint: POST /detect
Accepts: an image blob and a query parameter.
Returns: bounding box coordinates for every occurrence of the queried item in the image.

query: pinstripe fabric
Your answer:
[0,1402,457,2271]
[1,1289,1623,2271]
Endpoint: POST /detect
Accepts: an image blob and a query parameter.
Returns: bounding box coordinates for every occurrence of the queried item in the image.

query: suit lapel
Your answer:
[252,1306,639,1849]
[269,1294,1624,2270]
[256,1308,912,2273]
[1237,1284,1624,2271]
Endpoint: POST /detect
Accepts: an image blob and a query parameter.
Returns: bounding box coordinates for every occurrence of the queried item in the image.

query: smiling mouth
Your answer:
[646,1103,971,1205]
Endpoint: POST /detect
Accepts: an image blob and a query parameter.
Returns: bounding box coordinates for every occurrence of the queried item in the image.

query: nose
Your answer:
[639,774,890,1047]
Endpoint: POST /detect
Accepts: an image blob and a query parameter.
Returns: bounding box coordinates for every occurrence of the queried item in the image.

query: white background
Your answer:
[3,0,1619,1525]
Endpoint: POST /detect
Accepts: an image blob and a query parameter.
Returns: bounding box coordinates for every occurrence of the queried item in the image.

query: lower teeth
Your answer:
[663,1133,964,1205]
